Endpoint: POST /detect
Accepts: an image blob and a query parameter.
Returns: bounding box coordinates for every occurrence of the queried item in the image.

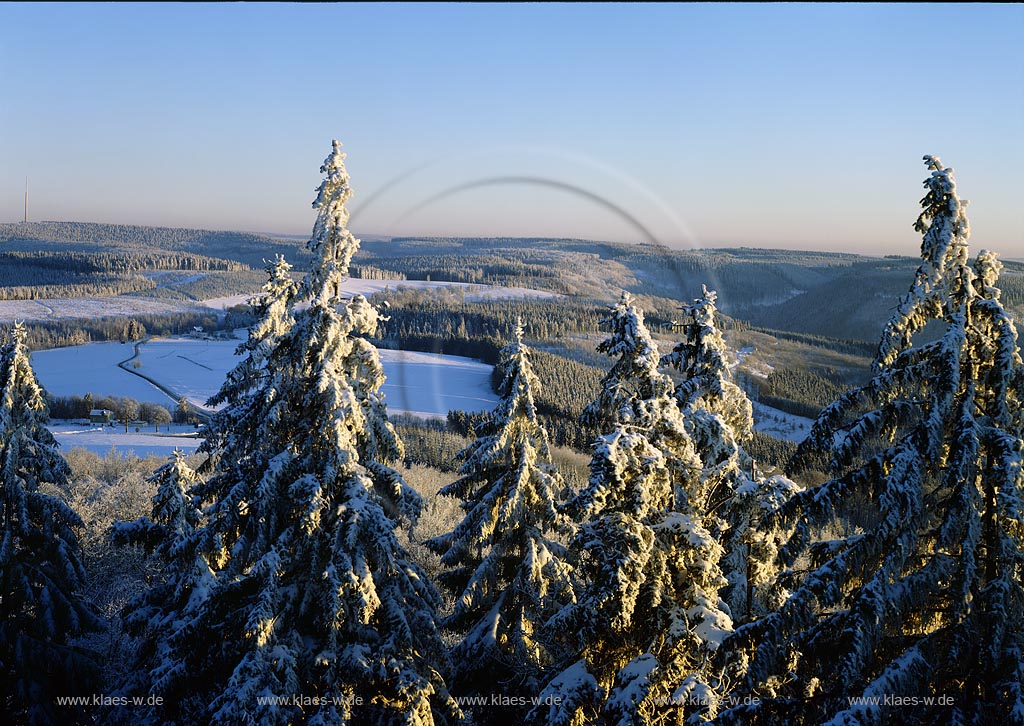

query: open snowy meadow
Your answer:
[128,335,500,416]
[48,422,204,458]
[30,339,173,402]
[31,335,499,456]
[0,278,559,324]
[30,331,804,455]
[201,281,557,312]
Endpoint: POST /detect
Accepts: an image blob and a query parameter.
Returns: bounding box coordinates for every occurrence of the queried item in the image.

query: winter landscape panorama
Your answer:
[1,3,1023,726]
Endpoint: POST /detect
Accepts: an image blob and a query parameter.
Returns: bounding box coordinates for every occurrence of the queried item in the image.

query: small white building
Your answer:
[89,409,113,424]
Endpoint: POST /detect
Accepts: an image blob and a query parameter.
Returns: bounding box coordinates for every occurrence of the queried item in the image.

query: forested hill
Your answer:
[0,221,311,268]
[3,223,1021,343]
[359,236,1024,342]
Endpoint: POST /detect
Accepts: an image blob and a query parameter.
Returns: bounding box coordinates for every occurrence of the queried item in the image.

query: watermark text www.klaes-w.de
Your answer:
[55,694,164,707]
[847,694,956,708]
[454,694,563,708]
[57,692,955,711]
[644,693,956,709]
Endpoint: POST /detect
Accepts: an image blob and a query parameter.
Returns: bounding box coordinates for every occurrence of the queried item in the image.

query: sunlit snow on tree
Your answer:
[0,322,102,725]
[115,140,459,726]
[427,320,575,721]
[722,157,1024,725]
[535,293,736,725]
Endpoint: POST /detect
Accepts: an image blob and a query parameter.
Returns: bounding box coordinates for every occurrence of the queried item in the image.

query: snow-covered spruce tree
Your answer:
[425,321,574,716]
[661,286,752,485]
[0,322,101,724]
[192,254,297,473]
[106,254,299,725]
[716,474,799,628]
[143,140,457,725]
[533,292,733,725]
[200,255,297,470]
[107,450,213,723]
[661,287,799,626]
[722,157,1024,725]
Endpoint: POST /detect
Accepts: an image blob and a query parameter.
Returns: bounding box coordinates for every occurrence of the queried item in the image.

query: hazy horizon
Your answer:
[2,3,1021,259]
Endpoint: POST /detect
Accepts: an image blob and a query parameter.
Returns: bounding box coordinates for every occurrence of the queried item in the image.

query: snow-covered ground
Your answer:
[733,346,755,368]
[131,336,242,409]
[731,346,801,439]
[0,296,212,323]
[33,336,499,420]
[50,421,202,458]
[31,342,177,403]
[200,278,558,310]
[461,284,559,302]
[199,294,256,310]
[140,271,209,285]
[751,401,814,443]
[0,277,558,323]
[731,345,775,379]
[376,348,500,418]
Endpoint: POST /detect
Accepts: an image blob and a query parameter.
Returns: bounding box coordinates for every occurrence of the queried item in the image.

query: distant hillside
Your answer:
[359,237,1024,343]
[0,221,311,268]
[2,225,1019,344]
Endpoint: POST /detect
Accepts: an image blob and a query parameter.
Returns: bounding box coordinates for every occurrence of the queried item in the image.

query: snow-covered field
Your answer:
[732,345,803,440]
[31,341,177,403]
[201,278,558,310]
[0,296,212,323]
[751,401,814,443]
[732,345,775,379]
[33,336,499,420]
[375,348,500,417]
[131,336,242,409]
[132,336,498,418]
[0,277,557,323]
[50,422,202,458]
[328,278,559,301]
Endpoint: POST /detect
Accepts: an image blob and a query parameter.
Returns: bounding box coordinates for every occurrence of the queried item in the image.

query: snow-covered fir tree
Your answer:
[116,247,301,725]
[717,474,799,627]
[108,449,213,723]
[0,322,101,725]
[130,140,457,725]
[661,286,752,486]
[723,157,1024,725]
[534,292,734,725]
[426,321,574,719]
[204,254,298,425]
[661,288,799,626]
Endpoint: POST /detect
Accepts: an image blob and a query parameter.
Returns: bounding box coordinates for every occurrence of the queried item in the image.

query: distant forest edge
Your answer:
[0,220,311,268]
[0,249,252,300]
[17,307,255,351]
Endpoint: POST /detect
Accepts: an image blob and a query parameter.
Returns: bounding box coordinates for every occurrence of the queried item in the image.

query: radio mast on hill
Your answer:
[24,177,28,223]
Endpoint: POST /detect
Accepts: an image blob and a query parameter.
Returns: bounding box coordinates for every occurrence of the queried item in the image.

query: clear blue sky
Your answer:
[1,3,1021,256]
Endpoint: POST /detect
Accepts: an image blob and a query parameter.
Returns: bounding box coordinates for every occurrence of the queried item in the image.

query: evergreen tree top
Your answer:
[305,138,360,304]
[878,155,974,369]
[664,285,730,387]
[585,291,674,428]
[663,285,753,443]
[916,154,970,269]
[490,317,547,442]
